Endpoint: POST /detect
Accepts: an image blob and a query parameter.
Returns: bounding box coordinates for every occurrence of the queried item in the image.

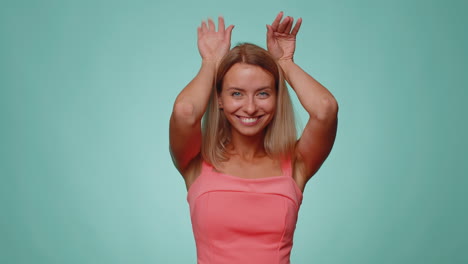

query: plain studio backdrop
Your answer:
[1,0,467,263]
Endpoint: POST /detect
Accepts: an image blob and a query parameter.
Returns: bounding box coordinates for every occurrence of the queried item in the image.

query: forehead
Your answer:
[222,63,275,90]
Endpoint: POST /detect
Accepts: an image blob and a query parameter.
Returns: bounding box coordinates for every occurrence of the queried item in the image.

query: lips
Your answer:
[236,115,263,126]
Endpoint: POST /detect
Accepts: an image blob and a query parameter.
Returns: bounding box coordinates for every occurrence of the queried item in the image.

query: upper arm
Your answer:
[295,97,338,182]
[169,101,202,175]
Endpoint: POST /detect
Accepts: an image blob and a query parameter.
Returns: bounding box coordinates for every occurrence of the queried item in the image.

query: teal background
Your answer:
[1,0,467,263]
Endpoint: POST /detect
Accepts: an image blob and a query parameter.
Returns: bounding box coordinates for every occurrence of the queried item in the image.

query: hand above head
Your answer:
[197,16,234,66]
[266,12,302,61]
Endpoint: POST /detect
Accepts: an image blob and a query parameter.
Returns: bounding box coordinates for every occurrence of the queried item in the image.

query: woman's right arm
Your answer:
[170,17,234,174]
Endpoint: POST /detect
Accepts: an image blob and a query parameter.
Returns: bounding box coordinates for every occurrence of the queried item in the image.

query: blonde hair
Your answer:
[202,43,297,168]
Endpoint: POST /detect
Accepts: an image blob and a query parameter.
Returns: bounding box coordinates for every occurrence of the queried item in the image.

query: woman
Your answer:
[170,12,338,264]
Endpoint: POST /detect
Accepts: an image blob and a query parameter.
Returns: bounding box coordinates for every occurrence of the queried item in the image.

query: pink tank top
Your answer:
[187,159,303,264]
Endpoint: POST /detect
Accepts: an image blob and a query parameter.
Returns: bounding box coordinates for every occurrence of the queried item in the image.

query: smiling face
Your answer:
[218,63,277,138]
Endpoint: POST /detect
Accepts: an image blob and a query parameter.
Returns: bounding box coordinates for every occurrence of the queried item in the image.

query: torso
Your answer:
[183,155,307,193]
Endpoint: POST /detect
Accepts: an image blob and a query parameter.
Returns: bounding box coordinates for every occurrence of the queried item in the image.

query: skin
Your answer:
[219,63,276,140]
[215,63,281,179]
[170,13,338,192]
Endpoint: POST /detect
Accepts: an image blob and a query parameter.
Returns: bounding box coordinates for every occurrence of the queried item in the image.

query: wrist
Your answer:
[277,59,295,70]
[201,59,219,69]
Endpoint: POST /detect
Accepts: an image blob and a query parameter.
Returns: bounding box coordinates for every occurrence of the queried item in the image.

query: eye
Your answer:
[257,91,270,98]
[231,91,242,97]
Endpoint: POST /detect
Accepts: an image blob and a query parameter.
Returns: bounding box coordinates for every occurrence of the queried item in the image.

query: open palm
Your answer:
[266,12,302,61]
[198,16,234,66]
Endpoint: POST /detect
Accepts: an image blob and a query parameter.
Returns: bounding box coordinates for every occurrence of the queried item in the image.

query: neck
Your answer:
[227,131,267,161]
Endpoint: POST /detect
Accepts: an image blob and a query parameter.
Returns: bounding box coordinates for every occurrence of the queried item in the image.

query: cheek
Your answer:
[222,98,243,110]
[258,98,277,112]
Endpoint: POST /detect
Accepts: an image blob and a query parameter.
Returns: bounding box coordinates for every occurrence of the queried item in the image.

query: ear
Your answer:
[218,96,223,109]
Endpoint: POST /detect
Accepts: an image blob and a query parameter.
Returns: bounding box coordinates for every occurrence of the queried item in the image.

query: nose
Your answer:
[244,97,257,115]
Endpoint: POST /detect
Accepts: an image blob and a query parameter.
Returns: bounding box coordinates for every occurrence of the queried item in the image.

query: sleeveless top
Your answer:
[187,159,303,264]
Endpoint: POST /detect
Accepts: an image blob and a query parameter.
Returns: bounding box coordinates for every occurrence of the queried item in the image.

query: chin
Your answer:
[232,124,270,138]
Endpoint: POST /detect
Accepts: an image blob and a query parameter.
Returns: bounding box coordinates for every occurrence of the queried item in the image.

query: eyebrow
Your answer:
[226,87,273,92]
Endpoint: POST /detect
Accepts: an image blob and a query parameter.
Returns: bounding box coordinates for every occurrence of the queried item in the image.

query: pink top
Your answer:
[187,159,303,264]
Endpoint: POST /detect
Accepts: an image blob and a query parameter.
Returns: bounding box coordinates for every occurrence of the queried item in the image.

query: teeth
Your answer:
[240,117,258,123]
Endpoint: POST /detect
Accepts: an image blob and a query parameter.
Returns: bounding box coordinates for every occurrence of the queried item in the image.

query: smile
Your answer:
[236,115,263,126]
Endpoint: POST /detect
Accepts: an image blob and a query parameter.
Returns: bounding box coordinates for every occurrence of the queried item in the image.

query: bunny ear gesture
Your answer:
[197,16,234,66]
[266,12,302,61]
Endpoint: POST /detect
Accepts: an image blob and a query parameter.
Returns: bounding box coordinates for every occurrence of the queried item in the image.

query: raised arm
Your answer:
[170,17,234,174]
[267,12,338,182]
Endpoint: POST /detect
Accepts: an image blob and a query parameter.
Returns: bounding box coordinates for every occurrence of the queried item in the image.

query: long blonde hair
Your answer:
[202,43,297,168]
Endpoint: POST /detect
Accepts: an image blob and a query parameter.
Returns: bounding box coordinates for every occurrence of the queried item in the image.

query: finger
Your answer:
[225,24,234,43]
[208,18,215,31]
[291,17,302,36]
[266,25,274,46]
[271,11,283,31]
[197,26,202,38]
[218,16,225,33]
[284,17,294,33]
[201,20,208,33]
[266,24,273,39]
[277,16,290,32]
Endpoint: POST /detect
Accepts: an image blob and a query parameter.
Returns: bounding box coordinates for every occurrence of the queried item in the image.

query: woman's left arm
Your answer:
[267,12,338,182]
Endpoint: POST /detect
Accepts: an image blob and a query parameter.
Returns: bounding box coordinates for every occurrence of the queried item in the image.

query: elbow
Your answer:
[313,96,338,121]
[172,101,198,126]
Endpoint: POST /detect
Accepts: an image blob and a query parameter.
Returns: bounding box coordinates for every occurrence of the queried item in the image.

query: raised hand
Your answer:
[266,12,302,61]
[197,16,234,66]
